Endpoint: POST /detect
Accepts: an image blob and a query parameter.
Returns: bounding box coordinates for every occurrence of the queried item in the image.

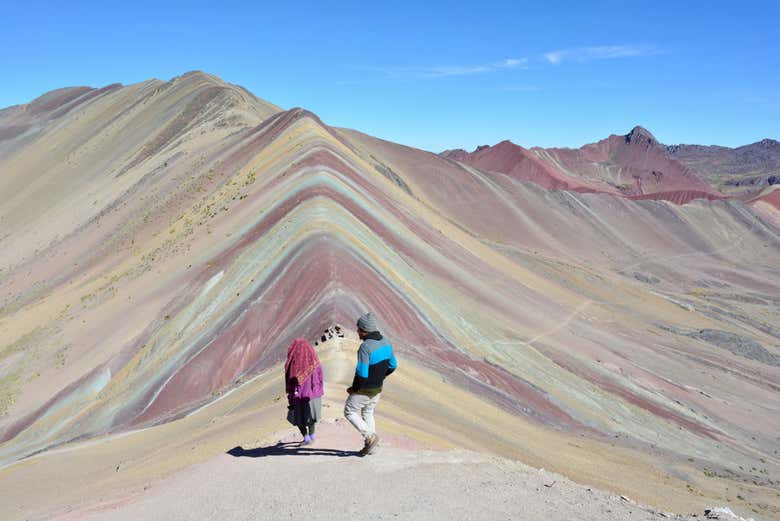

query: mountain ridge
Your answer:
[1,72,778,520]
[444,129,779,201]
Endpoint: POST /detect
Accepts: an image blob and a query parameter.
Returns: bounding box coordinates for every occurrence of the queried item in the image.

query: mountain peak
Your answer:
[439,148,468,161]
[625,126,658,145]
[177,70,223,83]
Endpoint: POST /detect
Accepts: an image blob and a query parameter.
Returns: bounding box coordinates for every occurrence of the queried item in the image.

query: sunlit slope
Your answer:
[0,74,778,517]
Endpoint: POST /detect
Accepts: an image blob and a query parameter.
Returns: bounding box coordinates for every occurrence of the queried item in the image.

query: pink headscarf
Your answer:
[284,338,320,394]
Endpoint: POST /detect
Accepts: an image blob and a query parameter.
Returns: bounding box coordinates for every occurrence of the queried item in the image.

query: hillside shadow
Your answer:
[227,441,358,458]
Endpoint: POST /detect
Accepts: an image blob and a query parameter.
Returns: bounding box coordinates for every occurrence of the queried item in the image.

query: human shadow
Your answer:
[227,441,359,458]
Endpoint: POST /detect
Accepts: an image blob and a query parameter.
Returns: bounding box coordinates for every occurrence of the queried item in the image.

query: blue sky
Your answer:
[1,1,778,152]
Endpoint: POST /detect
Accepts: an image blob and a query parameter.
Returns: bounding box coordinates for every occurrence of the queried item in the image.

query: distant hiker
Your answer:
[285,338,324,445]
[344,312,397,456]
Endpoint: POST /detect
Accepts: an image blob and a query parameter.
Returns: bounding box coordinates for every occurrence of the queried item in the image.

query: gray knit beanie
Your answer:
[357,312,378,332]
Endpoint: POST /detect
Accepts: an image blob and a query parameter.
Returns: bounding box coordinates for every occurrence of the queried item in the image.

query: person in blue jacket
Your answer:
[344,312,397,456]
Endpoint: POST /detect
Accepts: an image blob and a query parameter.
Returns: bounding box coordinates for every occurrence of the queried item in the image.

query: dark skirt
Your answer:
[287,397,322,427]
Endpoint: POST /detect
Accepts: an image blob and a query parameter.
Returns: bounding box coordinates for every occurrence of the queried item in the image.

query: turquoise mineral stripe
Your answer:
[355,361,369,378]
[368,345,394,364]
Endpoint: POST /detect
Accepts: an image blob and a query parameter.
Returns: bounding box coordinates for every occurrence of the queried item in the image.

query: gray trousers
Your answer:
[344,392,381,440]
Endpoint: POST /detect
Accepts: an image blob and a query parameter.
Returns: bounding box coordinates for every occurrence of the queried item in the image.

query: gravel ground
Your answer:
[56,420,705,521]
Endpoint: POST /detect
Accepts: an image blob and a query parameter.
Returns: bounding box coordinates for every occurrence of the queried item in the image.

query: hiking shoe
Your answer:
[359,434,379,456]
[367,434,380,454]
[357,436,372,456]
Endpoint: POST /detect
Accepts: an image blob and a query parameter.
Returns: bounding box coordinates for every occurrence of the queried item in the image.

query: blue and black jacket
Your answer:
[351,331,397,396]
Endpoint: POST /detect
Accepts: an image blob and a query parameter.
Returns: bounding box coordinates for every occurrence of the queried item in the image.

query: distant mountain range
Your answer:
[667,138,780,195]
[442,127,779,202]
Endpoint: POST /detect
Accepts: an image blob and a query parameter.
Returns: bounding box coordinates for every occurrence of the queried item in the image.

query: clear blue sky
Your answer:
[1,1,778,152]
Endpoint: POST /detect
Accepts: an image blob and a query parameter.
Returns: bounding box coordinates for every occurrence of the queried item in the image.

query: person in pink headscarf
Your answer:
[285,338,324,444]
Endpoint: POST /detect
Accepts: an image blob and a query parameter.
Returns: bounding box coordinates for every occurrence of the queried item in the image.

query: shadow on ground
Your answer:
[227,442,358,458]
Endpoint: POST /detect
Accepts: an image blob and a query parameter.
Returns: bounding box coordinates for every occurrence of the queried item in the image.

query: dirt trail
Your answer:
[51,420,707,521]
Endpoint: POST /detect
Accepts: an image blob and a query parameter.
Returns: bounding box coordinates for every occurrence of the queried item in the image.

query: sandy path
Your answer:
[53,420,699,521]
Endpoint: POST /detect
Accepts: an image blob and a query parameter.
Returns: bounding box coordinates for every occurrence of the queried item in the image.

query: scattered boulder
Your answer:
[704,506,755,521]
[632,272,660,284]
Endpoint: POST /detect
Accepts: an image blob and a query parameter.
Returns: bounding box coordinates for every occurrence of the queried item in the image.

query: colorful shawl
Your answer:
[284,338,320,394]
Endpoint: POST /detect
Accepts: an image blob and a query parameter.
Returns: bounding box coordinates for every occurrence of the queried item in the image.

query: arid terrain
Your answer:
[0,72,778,520]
